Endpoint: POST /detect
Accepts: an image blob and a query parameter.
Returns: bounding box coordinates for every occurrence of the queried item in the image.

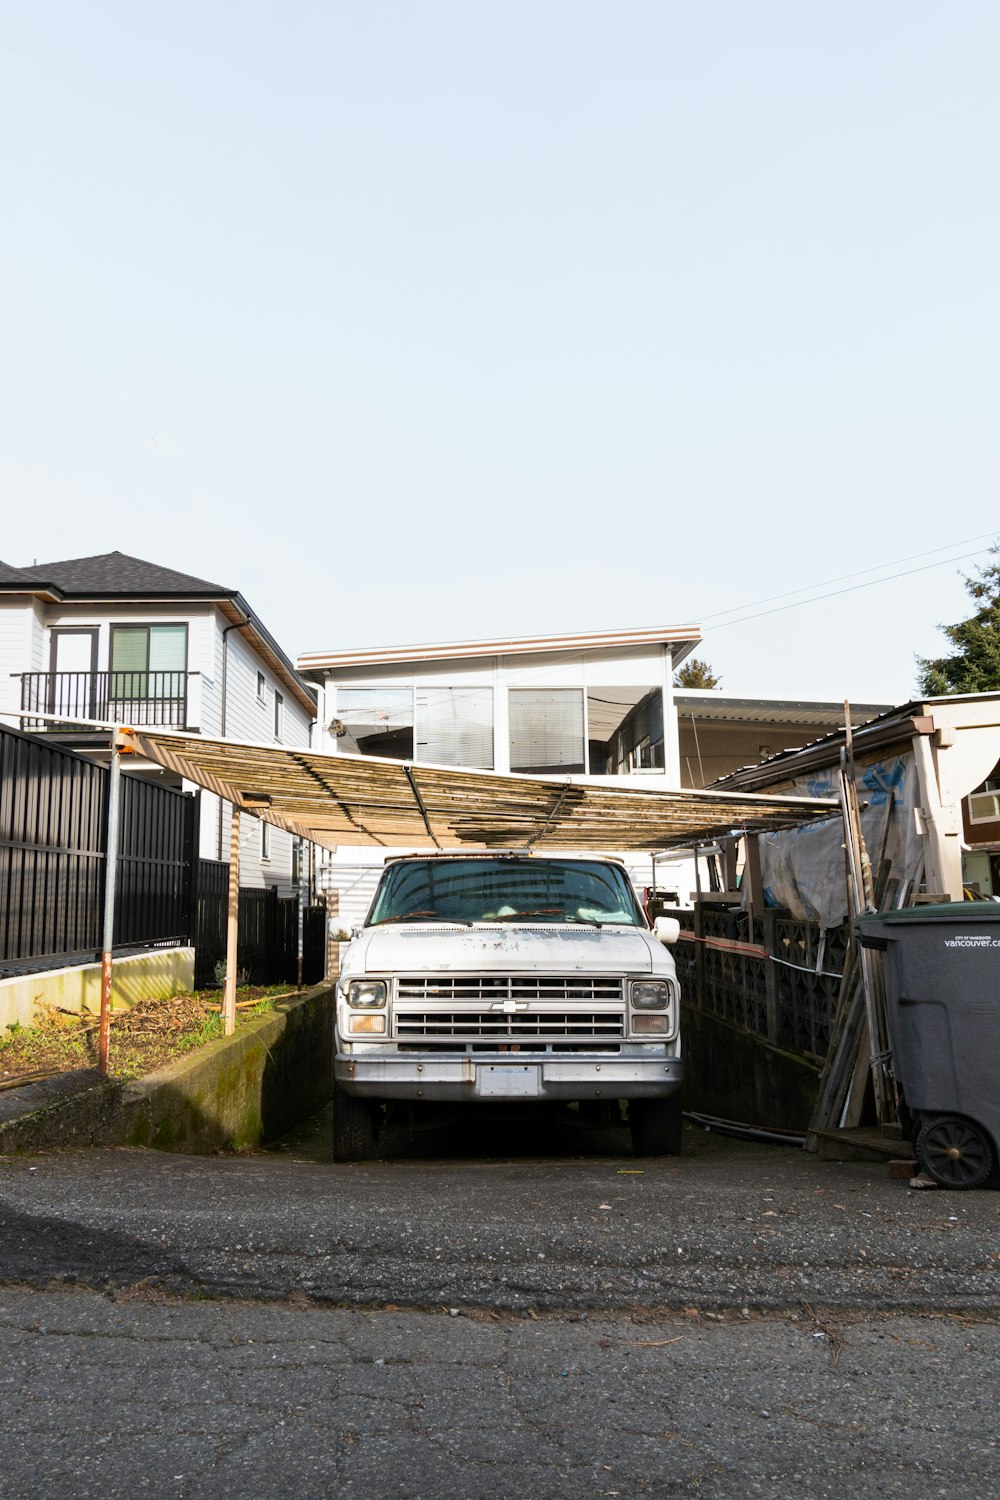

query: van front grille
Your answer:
[396,975,624,1005]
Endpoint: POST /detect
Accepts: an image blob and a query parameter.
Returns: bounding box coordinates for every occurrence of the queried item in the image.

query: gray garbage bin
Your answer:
[857,902,1000,1190]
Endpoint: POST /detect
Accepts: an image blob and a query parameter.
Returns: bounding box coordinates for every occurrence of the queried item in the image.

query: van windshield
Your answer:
[367,859,644,928]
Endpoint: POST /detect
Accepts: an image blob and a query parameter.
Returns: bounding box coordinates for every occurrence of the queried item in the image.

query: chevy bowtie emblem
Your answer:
[491,999,527,1013]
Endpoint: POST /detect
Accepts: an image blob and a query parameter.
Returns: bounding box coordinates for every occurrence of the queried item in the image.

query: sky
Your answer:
[1,1,997,704]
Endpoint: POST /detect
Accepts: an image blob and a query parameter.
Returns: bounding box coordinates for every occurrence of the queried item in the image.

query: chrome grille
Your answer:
[396,975,624,1004]
[395,1010,625,1041]
[393,973,625,1045]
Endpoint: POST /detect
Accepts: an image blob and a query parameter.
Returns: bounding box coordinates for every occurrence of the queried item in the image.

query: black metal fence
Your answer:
[0,723,326,988]
[192,859,326,989]
[674,900,848,1063]
[0,722,195,974]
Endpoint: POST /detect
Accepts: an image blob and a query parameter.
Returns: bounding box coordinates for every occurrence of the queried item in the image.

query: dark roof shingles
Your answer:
[14,551,231,596]
[0,559,49,586]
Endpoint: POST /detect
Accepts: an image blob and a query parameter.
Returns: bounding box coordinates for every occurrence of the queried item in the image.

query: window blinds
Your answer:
[415,687,494,769]
[509,689,585,773]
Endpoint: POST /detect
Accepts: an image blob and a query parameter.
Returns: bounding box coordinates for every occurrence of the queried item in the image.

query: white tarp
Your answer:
[756,753,924,929]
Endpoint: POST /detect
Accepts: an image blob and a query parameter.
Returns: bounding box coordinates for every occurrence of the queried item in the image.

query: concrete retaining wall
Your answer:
[681,1001,821,1131]
[1,947,196,1032]
[0,984,334,1156]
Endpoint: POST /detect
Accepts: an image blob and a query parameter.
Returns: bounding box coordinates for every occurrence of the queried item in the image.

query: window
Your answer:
[509,689,585,774]
[337,688,414,760]
[274,691,284,741]
[415,687,494,768]
[291,837,302,885]
[257,671,266,702]
[335,687,495,767]
[261,821,271,861]
[109,625,187,721]
[368,858,644,927]
[969,776,1000,824]
[508,685,664,776]
[586,687,664,775]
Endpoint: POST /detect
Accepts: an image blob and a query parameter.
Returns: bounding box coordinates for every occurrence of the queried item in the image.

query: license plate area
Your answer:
[477,1064,539,1097]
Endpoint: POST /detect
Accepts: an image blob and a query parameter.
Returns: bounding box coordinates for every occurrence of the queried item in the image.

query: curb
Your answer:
[0,984,334,1156]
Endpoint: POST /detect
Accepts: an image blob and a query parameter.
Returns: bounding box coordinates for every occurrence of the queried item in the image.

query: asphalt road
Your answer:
[1,1109,998,1313]
[2,1110,1000,1498]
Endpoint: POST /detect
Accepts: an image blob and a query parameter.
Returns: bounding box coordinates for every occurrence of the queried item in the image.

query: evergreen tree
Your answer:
[917,544,1000,695]
[673,658,722,689]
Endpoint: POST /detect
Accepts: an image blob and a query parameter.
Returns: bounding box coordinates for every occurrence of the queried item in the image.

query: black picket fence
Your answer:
[193,860,327,990]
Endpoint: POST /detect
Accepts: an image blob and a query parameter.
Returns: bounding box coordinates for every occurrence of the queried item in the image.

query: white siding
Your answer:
[0,601,40,717]
[318,642,680,787]
[311,640,687,901]
[206,617,315,893]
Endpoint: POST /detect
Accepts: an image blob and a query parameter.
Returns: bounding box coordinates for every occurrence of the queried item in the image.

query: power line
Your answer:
[705,546,992,634]
[698,529,998,625]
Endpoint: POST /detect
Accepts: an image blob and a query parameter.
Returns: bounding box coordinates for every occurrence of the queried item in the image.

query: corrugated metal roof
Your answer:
[129,727,837,853]
[298,624,701,673]
[674,694,891,726]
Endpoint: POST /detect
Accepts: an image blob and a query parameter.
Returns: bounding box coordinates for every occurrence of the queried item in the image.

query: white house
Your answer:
[297,625,703,925]
[0,551,317,895]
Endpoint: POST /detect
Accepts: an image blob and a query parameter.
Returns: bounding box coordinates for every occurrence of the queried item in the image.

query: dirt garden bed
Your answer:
[0,987,303,1088]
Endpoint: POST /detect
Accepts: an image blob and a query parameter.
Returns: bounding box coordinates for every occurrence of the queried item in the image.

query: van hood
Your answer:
[347,924,668,976]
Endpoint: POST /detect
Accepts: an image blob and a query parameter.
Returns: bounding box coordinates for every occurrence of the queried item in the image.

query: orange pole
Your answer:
[98,745,123,1075]
[223,807,240,1035]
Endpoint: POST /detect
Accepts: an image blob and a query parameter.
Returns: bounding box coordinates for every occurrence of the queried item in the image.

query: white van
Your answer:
[332,852,683,1160]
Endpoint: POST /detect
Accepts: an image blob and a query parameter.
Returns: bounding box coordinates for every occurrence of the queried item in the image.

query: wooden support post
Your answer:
[98,743,124,1076]
[722,837,739,895]
[743,833,765,924]
[223,807,240,1036]
[762,908,779,1046]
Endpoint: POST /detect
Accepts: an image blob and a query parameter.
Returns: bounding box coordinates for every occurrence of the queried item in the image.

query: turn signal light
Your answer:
[348,1013,386,1035]
[631,1014,669,1035]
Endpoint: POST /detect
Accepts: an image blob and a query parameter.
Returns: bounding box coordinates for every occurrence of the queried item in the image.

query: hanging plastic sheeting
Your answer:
[753,753,924,929]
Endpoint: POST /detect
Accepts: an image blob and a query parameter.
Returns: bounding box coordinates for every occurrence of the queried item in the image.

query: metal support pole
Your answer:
[98,744,124,1076]
[223,807,240,1036]
[296,840,305,988]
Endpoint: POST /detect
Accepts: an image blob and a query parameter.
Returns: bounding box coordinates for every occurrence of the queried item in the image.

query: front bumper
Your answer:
[335,1044,682,1102]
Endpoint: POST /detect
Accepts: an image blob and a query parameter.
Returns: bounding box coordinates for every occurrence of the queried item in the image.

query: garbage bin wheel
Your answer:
[915,1114,994,1191]
[630,1093,683,1157]
[332,1079,379,1162]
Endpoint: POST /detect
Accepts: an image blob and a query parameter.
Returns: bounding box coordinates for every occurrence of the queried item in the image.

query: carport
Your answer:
[111,726,834,1042]
[20,719,834,1072]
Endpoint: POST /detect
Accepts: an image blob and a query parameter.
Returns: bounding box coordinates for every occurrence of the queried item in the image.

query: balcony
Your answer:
[17,671,198,731]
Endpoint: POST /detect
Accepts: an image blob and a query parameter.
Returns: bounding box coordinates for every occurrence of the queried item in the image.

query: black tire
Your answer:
[332,1079,379,1162]
[915,1114,994,1191]
[630,1093,683,1157]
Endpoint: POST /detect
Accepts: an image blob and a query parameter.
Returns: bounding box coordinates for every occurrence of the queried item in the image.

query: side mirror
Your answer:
[653,916,681,946]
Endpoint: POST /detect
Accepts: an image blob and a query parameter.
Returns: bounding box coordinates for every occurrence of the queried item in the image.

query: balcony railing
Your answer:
[17,671,193,730]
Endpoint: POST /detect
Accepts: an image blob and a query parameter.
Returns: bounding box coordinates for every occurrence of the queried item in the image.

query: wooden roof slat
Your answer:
[130,729,838,854]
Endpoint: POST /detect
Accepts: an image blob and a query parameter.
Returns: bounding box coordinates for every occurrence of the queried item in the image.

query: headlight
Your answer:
[346,979,387,1008]
[630,980,670,1010]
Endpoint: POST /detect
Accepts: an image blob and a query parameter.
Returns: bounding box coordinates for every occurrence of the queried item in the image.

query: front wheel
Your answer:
[332,1078,379,1162]
[630,1093,683,1157]
[916,1114,994,1190]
